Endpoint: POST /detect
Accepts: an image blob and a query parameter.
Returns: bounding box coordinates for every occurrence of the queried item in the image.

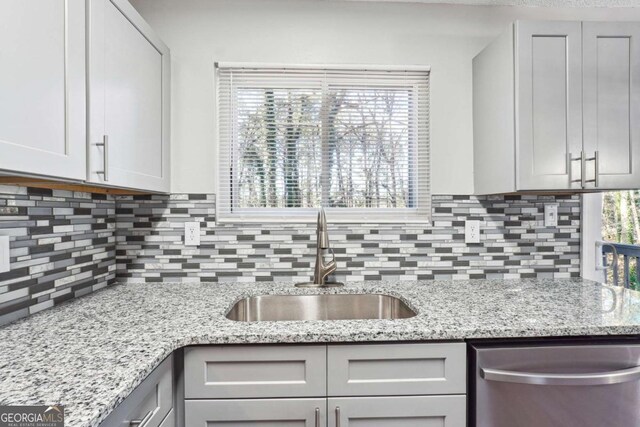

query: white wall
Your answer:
[130,0,640,194]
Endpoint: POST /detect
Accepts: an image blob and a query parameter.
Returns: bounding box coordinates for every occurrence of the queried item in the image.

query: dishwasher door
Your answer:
[472,343,640,427]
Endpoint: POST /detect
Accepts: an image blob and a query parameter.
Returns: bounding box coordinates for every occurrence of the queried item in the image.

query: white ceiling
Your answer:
[344,0,640,7]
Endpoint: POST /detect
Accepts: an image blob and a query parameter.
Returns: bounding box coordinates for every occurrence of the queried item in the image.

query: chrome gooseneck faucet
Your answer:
[296,208,343,288]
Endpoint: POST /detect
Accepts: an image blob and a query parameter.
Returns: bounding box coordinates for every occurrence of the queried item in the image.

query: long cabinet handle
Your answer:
[480,365,640,386]
[569,151,584,187]
[585,151,599,188]
[95,134,109,182]
[580,150,586,188]
[315,407,320,427]
[336,406,340,427]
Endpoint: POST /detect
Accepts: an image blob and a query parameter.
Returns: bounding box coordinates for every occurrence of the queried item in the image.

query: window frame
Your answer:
[215,63,431,224]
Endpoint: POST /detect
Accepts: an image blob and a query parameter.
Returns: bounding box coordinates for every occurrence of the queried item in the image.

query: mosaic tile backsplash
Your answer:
[0,186,116,325]
[116,194,581,283]
[0,189,580,325]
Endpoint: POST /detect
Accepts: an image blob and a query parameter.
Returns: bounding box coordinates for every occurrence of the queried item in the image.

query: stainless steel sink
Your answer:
[226,294,416,322]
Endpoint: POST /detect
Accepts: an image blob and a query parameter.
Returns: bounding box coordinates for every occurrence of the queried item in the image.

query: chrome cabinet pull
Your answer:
[315,407,320,427]
[580,150,586,188]
[95,134,109,182]
[336,406,340,427]
[480,365,640,386]
[129,409,153,427]
[569,151,584,187]
[585,151,599,187]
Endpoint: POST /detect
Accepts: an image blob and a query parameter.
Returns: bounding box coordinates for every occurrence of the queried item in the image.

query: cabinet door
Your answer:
[88,0,170,192]
[583,22,640,190]
[328,396,466,427]
[185,399,326,427]
[0,0,86,180]
[516,21,583,190]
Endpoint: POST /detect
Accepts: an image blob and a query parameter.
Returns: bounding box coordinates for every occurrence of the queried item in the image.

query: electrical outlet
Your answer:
[465,220,480,244]
[544,204,558,227]
[0,235,9,273]
[184,222,201,246]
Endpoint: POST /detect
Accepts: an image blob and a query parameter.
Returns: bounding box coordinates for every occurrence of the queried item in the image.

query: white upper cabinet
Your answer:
[88,0,171,192]
[516,21,583,191]
[474,20,640,194]
[582,22,640,190]
[0,0,86,180]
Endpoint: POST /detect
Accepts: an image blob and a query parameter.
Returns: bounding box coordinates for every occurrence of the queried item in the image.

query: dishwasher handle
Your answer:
[480,365,640,386]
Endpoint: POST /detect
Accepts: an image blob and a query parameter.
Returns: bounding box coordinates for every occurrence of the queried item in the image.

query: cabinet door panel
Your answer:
[184,345,326,399]
[88,0,170,192]
[104,1,162,179]
[516,21,583,190]
[185,399,326,426]
[0,0,86,179]
[583,22,640,190]
[327,343,465,396]
[328,396,466,427]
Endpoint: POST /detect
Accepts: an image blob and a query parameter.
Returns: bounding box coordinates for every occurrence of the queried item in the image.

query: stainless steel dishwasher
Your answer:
[471,342,640,427]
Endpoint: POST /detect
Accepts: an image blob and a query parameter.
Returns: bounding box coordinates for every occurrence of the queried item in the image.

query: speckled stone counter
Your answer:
[2,278,640,427]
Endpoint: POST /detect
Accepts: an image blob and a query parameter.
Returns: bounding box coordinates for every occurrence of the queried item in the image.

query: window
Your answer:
[217,64,430,222]
[601,190,640,289]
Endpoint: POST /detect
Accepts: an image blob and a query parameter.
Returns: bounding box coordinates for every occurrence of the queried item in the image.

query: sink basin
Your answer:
[226,294,416,322]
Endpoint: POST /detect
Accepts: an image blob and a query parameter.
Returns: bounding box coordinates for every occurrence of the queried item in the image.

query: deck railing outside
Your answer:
[602,243,640,289]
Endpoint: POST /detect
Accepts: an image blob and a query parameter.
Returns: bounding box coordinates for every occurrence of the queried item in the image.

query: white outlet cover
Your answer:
[184,222,201,246]
[465,220,481,244]
[0,235,9,273]
[544,204,559,227]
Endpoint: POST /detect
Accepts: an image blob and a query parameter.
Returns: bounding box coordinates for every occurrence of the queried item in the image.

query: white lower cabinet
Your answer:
[100,355,174,427]
[185,398,326,426]
[184,396,465,427]
[328,396,466,427]
[183,343,467,427]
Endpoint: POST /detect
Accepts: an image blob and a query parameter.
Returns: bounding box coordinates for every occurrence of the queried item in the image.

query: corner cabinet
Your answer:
[473,20,640,194]
[184,343,467,427]
[0,0,86,180]
[88,0,171,193]
[100,355,174,427]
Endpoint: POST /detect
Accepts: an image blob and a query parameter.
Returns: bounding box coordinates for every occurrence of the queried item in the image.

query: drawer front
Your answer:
[184,345,326,398]
[185,398,326,426]
[328,395,466,427]
[328,343,466,396]
[100,355,173,427]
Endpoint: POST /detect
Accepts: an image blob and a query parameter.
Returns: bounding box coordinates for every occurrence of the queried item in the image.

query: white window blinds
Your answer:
[217,64,430,222]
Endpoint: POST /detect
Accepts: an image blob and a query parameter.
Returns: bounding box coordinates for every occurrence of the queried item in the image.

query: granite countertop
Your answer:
[2,278,640,426]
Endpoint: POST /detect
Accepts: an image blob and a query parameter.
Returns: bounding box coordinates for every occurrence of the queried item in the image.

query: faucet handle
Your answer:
[324,248,337,274]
